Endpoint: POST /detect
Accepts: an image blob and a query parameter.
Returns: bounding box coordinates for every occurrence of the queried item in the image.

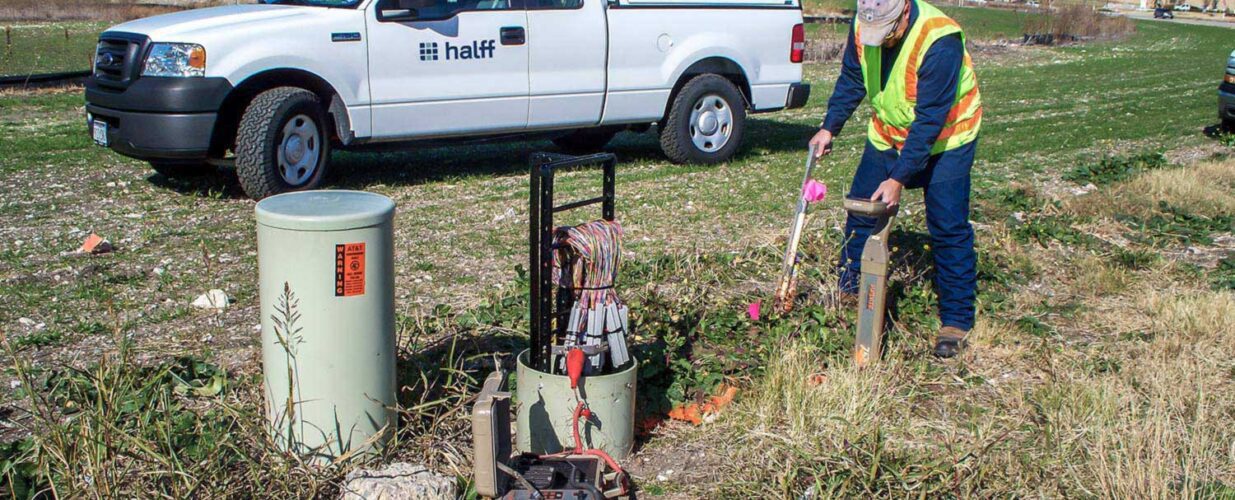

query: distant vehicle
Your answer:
[1174,3,1191,10]
[83,0,810,199]
[1026,1,1040,7]
[1154,7,1175,17]
[1221,49,1235,130]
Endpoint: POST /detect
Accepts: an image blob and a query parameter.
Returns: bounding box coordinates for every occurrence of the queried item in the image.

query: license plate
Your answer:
[92,120,108,147]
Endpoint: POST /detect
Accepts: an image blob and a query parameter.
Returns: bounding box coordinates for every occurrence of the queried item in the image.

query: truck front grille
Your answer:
[94,39,128,78]
[92,33,148,89]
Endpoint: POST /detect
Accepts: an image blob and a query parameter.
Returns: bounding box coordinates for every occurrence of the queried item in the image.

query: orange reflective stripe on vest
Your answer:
[904,17,960,102]
[869,87,981,151]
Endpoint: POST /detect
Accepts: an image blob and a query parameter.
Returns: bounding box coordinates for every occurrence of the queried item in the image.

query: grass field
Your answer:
[0,22,107,76]
[0,6,1233,498]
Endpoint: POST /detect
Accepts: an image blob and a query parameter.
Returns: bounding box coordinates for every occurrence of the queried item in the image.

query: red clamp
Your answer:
[566,348,585,389]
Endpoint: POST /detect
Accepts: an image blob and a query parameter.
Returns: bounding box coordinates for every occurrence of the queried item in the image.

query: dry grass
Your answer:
[1123,161,1235,218]
[0,0,195,22]
[1067,285,1235,498]
[1024,3,1137,41]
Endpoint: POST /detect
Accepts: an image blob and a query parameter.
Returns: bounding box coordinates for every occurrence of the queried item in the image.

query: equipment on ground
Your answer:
[483,152,632,499]
[474,371,629,499]
[255,190,397,460]
[774,145,820,313]
[528,152,630,375]
[843,195,898,367]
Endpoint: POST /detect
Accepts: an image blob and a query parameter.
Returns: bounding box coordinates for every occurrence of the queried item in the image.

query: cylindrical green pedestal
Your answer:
[515,350,636,459]
[255,190,397,461]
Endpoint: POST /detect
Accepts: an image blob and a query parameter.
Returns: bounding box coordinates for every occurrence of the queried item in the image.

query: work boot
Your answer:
[932,326,968,359]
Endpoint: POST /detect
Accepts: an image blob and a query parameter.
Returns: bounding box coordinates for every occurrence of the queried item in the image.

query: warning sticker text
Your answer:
[335,243,366,297]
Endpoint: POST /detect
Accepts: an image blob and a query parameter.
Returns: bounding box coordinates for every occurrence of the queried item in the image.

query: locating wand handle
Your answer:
[773,145,820,313]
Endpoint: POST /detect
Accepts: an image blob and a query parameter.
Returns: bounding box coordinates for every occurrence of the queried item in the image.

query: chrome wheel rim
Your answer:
[688,94,733,153]
[277,114,320,186]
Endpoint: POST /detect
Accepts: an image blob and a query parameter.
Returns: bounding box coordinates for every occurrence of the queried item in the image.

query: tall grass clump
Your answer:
[1023,3,1136,42]
[0,325,345,498]
[0,0,182,22]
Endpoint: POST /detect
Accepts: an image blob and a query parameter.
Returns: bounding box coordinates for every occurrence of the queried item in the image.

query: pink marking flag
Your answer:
[803,180,828,203]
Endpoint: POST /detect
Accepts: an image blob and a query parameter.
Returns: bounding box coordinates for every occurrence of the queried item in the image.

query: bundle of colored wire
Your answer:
[553,220,631,372]
[554,220,622,307]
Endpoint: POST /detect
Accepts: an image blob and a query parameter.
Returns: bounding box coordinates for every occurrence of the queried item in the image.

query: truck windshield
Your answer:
[261,0,363,7]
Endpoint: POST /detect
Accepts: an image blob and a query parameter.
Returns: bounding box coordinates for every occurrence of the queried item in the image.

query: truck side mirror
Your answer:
[378,0,437,21]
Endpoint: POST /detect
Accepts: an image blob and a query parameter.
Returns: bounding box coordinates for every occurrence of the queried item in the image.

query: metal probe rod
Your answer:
[773,145,819,313]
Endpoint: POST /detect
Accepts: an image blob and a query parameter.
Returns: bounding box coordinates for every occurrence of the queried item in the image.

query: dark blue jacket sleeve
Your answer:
[820,24,866,136]
[889,34,963,184]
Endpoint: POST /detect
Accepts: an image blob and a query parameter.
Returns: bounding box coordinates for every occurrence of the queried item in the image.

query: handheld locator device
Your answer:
[843,195,898,367]
[842,197,894,217]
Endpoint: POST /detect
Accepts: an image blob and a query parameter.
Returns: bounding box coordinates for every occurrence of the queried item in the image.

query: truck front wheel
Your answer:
[659,74,746,164]
[235,87,331,199]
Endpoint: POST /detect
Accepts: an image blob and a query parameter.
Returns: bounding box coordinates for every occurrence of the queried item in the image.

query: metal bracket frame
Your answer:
[529,152,617,372]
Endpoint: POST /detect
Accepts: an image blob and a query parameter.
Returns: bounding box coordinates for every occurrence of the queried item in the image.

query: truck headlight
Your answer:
[142,43,206,77]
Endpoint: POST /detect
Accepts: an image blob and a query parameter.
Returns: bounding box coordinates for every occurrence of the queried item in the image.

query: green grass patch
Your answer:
[1210,256,1235,291]
[1064,152,1168,186]
[1120,200,1235,247]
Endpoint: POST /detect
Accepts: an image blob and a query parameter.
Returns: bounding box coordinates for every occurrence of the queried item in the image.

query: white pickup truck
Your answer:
[85,0,810,198]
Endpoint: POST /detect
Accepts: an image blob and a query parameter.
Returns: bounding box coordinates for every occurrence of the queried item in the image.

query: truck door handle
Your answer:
[500,26,525,46]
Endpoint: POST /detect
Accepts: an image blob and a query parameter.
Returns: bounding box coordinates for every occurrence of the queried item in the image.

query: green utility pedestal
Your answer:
[255,190,396,461]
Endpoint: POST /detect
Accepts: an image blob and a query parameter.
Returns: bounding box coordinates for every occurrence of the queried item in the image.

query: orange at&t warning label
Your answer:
[335,243,365,297]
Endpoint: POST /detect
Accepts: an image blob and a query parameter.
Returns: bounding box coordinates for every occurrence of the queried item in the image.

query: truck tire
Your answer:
[659,74,746,164]
[235,87,331,200]
[149,161,212,178]
[553,128,618,154]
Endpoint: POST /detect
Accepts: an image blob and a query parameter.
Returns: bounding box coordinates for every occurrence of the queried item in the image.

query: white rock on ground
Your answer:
[191,289,229,310]
[338,463,456,500]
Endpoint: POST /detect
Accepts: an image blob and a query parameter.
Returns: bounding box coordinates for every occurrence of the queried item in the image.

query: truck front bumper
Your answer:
[86,105,218,160]
[787,82,811,110]
[1220,82,1235,122]
[84,76,232,161]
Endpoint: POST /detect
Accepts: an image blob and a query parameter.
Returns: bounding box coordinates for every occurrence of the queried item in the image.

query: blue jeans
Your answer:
[838,140,978,332]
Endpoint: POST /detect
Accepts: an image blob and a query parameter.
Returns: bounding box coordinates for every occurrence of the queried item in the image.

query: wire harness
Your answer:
[554,220,631,373]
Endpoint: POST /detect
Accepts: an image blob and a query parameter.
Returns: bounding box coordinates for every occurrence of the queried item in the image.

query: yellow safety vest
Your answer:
[855,0,982,153]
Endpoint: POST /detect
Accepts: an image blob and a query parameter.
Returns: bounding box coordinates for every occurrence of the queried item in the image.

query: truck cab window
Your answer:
[380,0,509,21]
[527,0,582,8]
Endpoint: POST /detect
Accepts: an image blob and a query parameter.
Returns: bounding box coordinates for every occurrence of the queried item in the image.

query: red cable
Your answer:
[540,355,629,497]
[568,401,628,495]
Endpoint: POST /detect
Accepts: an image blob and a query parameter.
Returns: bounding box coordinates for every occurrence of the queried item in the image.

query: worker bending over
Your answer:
[808,0,982,358]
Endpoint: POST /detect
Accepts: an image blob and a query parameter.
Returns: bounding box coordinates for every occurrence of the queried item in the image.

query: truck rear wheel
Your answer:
[659,74,746,164]
[235,87,331,200]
